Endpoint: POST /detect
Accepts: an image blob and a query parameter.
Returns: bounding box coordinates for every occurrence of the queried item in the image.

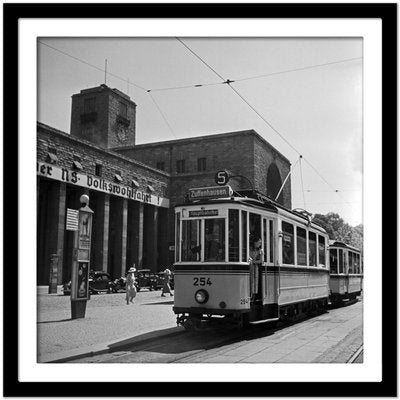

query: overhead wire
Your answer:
[293,189,360,193]
[175,37,226,81]
[39,41,148,92]
[293,201,361,205]
[175,37,359,214]
[39,40,180,140]
[234,57,362,83]
[299,156,307,210]
[40,38,361,213]
[148,92,178,139]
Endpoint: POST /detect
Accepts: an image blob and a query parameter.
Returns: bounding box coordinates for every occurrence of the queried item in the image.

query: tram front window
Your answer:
[181,219,202,261]
[205,218,225,262]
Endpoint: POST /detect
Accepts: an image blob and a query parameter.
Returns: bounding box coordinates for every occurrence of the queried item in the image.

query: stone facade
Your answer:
[37,122,169,287]
[114,129,292,242]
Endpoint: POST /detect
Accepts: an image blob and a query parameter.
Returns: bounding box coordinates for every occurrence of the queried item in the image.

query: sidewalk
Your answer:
[37,290,363,364]
[37,289,181,363]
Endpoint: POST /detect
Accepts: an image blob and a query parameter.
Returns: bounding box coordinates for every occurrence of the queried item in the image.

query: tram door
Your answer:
[249,213,262,304]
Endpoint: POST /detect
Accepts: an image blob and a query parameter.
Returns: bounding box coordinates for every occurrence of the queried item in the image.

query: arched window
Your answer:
[266,163,283,204]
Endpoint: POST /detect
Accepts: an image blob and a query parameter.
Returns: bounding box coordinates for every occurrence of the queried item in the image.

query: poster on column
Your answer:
[77,261,90,299]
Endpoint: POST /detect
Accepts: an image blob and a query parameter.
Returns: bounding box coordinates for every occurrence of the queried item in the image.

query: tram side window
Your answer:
[181,219,202,262]
[308,232,317,266]
[282,221,294,265]
[229,209,239,262]
[241,211,247,262]
[343,250,348,272]
[205,218,225,262]
[269,220,274,264]
[296,227,307,266]
[339,249,344,273]
[354,253,360,274]
[318,235,326,267]
[330,249,338,273]
[348,251,354,273]
[263,219,267,263]
[175,212,180,262]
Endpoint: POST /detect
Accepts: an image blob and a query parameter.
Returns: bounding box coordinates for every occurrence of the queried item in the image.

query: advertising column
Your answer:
[71,194,94,319]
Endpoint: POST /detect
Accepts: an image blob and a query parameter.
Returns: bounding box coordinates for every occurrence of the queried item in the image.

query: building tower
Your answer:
[70,84,137,149]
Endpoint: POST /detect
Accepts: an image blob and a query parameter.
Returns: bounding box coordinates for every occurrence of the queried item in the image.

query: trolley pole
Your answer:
[70,194,94,319]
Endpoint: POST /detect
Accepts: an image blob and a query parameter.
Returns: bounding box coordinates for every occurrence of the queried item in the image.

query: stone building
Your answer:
[37,122,169,286]
[37,84,292,288]
[114,131,292,242]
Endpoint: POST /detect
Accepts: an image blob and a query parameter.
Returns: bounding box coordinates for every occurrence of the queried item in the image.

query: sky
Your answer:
[37,37,363,226]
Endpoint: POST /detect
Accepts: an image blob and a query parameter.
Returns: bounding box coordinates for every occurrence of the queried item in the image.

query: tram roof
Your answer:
[329,240,361,253]
[176,188,327,232]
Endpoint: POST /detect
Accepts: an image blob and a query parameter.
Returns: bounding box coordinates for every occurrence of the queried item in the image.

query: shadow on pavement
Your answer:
[141,301,174,305]
[38,318,73,324]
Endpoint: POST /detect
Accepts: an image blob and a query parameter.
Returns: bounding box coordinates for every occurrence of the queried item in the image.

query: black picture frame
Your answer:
[4,2,396,397]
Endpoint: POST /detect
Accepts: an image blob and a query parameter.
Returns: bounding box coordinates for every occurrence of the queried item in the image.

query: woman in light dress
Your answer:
[126,266,137,304]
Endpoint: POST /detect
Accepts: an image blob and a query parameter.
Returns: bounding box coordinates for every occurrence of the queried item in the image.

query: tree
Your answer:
[312,212,363,250]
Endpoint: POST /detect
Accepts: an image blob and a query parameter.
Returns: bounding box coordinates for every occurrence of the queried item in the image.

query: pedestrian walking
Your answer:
[126,266,137,304]
[161,268,173,297]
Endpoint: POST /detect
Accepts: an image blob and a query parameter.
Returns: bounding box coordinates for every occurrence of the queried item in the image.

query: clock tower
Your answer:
[70,84,136,149]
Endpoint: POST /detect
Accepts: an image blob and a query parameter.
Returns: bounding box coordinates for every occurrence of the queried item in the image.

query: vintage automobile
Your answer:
[112,276,127,293]
[135,269,157,292]
[62,271,114,295]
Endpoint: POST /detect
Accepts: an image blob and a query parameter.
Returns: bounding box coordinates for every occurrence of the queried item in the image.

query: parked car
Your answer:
[112,276,127,293]
[89,271,114,294]
[135,269,157,292]
[62,271,114,295]
[155,271,175,290]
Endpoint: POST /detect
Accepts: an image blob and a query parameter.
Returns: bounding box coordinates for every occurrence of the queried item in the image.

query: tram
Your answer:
[328,240,363,303]
[173,184,330,329]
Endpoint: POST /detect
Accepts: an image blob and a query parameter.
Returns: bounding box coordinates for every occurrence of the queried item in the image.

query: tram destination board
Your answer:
[188,185,232,201]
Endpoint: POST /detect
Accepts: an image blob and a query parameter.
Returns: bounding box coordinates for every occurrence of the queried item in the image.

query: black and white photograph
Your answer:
[4,2,396,397]
[36,35,365,365]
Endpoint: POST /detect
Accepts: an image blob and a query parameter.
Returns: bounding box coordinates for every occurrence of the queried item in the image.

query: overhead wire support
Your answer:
[275,156,301,202]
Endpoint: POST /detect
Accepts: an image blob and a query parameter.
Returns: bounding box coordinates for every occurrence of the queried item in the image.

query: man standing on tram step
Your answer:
[161,268,173,297]
[249,237,264,301]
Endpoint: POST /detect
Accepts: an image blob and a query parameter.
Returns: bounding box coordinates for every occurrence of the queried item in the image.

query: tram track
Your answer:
[347,345,363,363]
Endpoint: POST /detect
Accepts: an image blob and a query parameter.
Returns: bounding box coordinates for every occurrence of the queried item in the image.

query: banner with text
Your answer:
[37,162,169,208]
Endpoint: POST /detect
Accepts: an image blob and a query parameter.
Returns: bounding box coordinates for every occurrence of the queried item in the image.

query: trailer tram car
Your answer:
[173,185,330,329]
[328,241,363,304]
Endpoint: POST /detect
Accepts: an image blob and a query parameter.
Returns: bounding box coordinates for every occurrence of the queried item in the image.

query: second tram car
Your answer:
[173,185,331,329]
[328,240,363,303]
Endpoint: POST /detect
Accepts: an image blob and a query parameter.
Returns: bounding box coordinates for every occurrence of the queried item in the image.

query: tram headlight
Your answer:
[194,289,209,304]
